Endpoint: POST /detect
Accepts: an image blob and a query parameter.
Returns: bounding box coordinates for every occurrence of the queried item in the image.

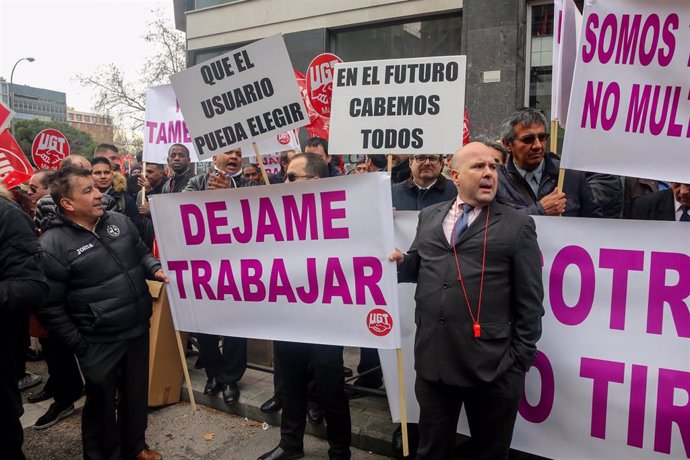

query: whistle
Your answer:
[473,323,481,338]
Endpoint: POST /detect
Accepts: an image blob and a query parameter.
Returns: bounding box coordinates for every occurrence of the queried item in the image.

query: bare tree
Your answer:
[76,9,185,134]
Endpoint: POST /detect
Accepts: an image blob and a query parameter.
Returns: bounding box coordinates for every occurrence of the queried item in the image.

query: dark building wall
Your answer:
[462,0,526,139]
[284,29,328,73]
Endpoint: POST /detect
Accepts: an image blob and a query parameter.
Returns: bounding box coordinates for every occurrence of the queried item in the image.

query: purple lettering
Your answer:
[626,84,651,133]
[599,249,644,330]
[580,357,625,439]
[519,351,555,423]
[321,190,349,239]
[658,14,678,67]
[233,199,253,243]
[627,364,647,449]
[646,252,690,338]
[217,259,241,301]
[166,260,189,299]
[268,259,297,302]
[353,256,385,305]
[241,258,265,302]
[323,257,353,304]
[582,13,599,63]
[654,368,690,456]
[639,14,660,66]
[616,15,641,65]
[282,194,317,241]
[145,121,157,143]
[180,204,205,245]
[598,14,618,64]
[206,201,231,244]
[550,245,595,326]
[256,197,285,243]
[190,260,216,300]
[296,258,319,304]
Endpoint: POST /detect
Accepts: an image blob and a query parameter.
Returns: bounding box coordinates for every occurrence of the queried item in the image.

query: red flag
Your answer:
[0,101,13,133]
[0,130,34,188]
[295,69,331,140]
[462,108,470,146]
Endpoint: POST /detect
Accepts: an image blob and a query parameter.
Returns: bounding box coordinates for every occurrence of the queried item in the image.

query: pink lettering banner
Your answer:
[149,173,401,348]
[562,1,690,183]
[382,215,689,459]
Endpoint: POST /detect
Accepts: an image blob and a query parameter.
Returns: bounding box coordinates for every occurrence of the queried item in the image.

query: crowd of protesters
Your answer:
[1,107,688,460]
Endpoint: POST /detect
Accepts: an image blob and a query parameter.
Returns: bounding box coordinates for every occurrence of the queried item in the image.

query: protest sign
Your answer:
[382,215,690,459]
[551,0,582,127]
[562,1,690,183]
[143,84,200,164]
[0,101,13,133]
[149,173,400,349]
[306,53,342,118]
[170,35,308,161]
[0,130,33,188]
[296,69,330,140]
[238,129,300,159]
[329,55,466,154]
[31,129,70,170]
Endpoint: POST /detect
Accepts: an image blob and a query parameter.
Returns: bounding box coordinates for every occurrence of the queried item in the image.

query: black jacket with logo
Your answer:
[37,211,161,355]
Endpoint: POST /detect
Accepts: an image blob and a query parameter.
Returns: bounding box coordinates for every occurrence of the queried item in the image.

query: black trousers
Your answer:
[39,337,84,405]
[11,310,29,379]
[79,333,149,460]
[415,366,526,460]
[196,334,247,384]
[355,347,383,388]
[0,322,25,460]
[274,341,351,459]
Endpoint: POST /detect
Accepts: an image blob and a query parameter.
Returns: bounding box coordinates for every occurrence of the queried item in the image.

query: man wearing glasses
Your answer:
[392,154,457,211]
[497,108,601,217]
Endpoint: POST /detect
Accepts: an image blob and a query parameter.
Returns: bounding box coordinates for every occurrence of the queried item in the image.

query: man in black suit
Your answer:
[632,182,690,222]
[390,141,544,460]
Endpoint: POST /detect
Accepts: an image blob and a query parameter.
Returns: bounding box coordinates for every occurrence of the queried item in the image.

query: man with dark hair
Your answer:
[37,166,167,460]
[27,169,56,214]
[496,108,602,217]
[632,182,690,221]
[390,142,544,460]
[94,144,122,173]
[0,184,48,460]
[91,156,143,232]
[162,144,194,193]
[392,154,457,211]
[258,152,351,460]
[304,137,341,177]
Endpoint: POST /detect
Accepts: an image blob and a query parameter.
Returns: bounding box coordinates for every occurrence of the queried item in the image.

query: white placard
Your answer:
[382,215,690,459]
[150,173,401,349]
[329,56,466,155]
[551,0,582,127]
[170,34,309,161]
[239,128,300,158]
[561,1,690,183]
[143,84,200,164]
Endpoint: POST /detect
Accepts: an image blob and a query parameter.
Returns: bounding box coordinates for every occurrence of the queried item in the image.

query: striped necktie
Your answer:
[453,204,474,244]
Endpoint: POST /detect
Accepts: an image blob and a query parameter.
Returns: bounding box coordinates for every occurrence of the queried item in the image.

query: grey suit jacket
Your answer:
[398,199,544,387]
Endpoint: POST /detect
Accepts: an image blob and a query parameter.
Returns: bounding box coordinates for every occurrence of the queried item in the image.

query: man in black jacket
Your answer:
[0,185,48,460]
[632,182,690,222]
[496,108,602,218]
[392,154,457,211]
[161,144,195,193]
[37,167,167,460]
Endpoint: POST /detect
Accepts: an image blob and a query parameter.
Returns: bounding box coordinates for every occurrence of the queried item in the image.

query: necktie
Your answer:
[524,172,539,196]
[681,207,690,222]
[453,204,474,244]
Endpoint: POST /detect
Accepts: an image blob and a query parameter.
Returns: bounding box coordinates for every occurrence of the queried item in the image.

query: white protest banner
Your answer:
[329,56,466,154]
[143,84,200,164]
[382,216,689,459]
[260,153,282,175]
[561,1,690,183]
[170,34,308,161]
[239,128,300,158]
[551,0,582,127]
[149,173,401,349]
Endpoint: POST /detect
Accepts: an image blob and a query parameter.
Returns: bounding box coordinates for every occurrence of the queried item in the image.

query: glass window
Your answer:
[527,2,554,121]
[332,14,461,61]
[77,114,82,121]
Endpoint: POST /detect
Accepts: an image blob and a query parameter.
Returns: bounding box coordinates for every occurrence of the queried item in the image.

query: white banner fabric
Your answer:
[149,173,401,349]
[329,56,466,155]
[551,0,582,127]
[143,84,200,164]
[170,35,308,161]
[239,128,300,159]
[561,1,690,183]
[382,215,690,459]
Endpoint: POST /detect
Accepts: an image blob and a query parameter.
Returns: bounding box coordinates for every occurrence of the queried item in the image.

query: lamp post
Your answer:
[9,56,35,136]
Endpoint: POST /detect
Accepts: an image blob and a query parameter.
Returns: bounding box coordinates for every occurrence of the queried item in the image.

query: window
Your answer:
[332,14,461,61]
[526,2,554,121]
[77,114,82,121]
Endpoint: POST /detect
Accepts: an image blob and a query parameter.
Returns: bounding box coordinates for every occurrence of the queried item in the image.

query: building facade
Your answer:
[66,108,115,144]
[0,81,67,122]
[174,0,577,144]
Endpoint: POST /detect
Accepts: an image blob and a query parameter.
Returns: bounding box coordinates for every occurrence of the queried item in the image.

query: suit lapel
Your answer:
[456,204,503,246]
[434,200,455,248]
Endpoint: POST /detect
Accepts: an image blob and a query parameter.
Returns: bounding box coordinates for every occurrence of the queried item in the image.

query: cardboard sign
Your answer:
[260,152,282,175]
[239,128,300,158]
[562,1,690,183]
[0,101,13,133]
[381,215,690,459]
[0,130,34,188]
[143,84,200,164]
[306,53,343,118]
[329,55,466,154]
[170,35,308,161]
[31,129,70,170]
[149,173,400,349]
[551,0,582,127]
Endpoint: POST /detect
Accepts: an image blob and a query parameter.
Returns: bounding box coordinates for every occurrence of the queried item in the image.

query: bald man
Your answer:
[390,141,544,460]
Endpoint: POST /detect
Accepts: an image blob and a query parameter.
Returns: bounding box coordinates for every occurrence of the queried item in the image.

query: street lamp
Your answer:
[9,56,36,136]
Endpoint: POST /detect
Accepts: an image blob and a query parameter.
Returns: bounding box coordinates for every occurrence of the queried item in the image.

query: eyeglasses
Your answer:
[516,133,550,145]
[412,155,441,164]
[287,172,316,182]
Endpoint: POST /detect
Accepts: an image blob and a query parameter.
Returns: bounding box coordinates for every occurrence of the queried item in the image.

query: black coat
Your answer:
[37,211,161,355]
[391,175,457,211]
[183,171,257,191]
[631,189,675,221]
[398,200,544,386]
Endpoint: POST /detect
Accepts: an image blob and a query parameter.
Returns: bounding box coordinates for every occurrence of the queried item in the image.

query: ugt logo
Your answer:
[367,309,393,337]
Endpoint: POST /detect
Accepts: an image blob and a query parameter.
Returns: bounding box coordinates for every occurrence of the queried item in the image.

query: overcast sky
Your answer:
[0,0,174,113]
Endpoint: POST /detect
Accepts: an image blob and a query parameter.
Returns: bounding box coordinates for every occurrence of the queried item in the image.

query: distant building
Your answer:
[66,108,114,144]
[0,79,66,122]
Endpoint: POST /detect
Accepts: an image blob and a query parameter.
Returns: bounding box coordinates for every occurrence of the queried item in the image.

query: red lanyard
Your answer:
[451,204,490,338]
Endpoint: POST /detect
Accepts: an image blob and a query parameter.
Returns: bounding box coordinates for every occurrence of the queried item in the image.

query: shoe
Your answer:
[257,445,304,460]
[135,448,162,460]
[203,377,222,395]
[33,402,75,430]
[307,406,324,424]
[18,372,42,391]
[260,396,282,413]
[27,388,54,403]
[222,382,240,405]
[343,366,353,377]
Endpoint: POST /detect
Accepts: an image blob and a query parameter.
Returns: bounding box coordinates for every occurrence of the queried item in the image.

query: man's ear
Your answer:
[60,197,74,212]
[502,140,512,153]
